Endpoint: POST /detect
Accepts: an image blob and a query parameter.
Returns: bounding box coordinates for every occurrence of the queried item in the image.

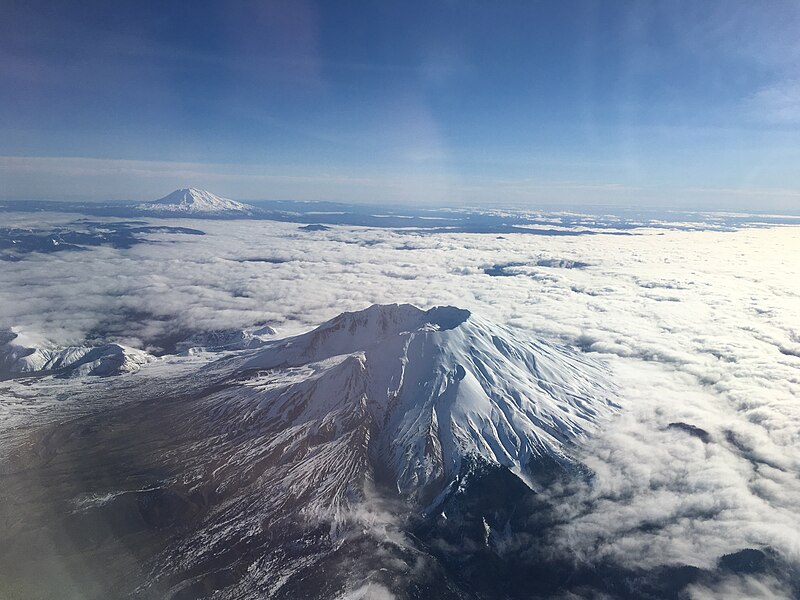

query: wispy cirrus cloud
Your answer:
[748,80,800,124]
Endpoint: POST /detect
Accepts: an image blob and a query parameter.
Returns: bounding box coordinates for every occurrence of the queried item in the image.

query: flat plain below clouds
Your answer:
[1,210,799,592]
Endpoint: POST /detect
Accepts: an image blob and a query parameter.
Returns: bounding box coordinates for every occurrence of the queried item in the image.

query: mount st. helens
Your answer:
[231,303,618,501]
[1,304,620,598]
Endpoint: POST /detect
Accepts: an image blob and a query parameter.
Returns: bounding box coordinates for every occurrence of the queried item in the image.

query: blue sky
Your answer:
[2,0,800,209]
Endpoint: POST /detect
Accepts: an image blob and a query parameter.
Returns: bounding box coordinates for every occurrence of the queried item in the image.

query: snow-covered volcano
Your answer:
[146,304,617,594]
[202,303,618,503]
[137,188,256,215]
[1,304,618,598]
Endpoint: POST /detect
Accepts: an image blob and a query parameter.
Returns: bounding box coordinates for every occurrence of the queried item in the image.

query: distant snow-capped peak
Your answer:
[137,188,255,214]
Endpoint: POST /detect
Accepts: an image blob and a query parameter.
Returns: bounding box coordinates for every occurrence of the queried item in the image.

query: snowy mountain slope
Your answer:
[106,304,614,596]
[0,327,154,377]
[136,188,256,215]
[234,303,618,500]
[0,305,618,598]
[176,325,277,354]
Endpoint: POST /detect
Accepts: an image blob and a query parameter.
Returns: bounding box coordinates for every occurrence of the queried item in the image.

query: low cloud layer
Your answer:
[1,210,799,595]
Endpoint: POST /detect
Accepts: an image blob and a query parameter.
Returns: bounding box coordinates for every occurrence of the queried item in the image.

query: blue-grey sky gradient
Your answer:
[2,0,800,209]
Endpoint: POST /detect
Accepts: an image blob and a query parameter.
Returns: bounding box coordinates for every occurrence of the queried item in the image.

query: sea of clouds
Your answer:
[1,210,799,596]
